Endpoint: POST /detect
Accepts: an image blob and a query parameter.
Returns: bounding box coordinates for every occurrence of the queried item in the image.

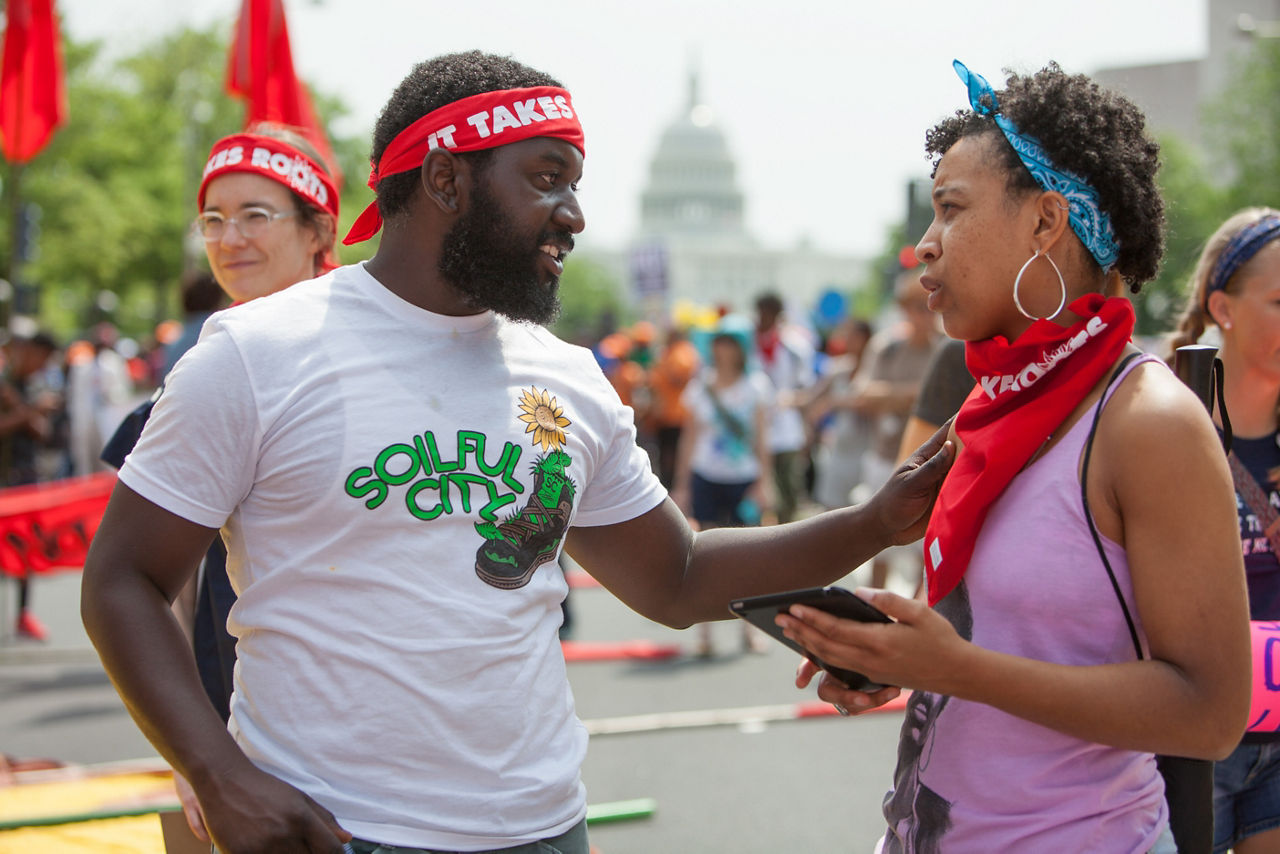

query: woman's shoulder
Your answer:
[1100,355,1220,458]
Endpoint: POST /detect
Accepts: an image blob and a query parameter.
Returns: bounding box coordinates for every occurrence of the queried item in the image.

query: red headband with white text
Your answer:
[198,133,339,220]
[342,86,585,245]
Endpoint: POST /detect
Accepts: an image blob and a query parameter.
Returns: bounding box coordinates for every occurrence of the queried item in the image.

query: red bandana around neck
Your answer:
[198,133,338,220]
[342,86,586,246]
[922,294,1136,606]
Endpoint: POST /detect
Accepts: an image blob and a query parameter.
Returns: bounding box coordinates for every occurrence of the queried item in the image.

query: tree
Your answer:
[551,256,627,346]
[1208,36,1280,214]
[1136,36,1280,342]
[18,27,244,336]
[1139,134,1231,339]
[5,22,372,342]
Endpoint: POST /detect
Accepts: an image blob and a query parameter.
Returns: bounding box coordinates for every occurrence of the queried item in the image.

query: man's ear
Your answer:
[420,149,463,215]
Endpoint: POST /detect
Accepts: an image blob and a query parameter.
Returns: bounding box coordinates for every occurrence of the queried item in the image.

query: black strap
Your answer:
[1214,357,1232,455]
[1080,351,1146,659]
[704,384,749,442]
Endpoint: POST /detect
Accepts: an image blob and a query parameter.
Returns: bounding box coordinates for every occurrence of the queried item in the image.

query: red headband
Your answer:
[342,86,585,245]
[198,133,339,220]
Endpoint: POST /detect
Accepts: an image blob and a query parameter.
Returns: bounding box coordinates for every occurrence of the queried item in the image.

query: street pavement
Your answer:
[1,556,919,853]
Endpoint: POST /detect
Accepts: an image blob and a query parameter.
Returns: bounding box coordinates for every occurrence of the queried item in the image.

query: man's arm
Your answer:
[566,422,952,628]
[82,483,351,853]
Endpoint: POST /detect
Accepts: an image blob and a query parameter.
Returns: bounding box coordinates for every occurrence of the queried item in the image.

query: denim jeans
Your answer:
[1214,740,1280,852]
[214,817,589,854]
[347,818,590,854]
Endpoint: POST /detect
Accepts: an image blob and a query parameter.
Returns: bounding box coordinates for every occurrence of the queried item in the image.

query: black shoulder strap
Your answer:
[1080,352,1146,659]
[1214,357,1232,455]
[704,383,749,442]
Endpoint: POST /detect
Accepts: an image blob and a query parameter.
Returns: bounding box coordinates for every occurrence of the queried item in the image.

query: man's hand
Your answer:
[868,419,953,545]
[197,763,352,854]
[173,772,210,842]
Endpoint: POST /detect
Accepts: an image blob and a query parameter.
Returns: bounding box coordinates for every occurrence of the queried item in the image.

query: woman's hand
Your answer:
[794,658,903,714]
[777,588,968,697]
[746,480,772,516]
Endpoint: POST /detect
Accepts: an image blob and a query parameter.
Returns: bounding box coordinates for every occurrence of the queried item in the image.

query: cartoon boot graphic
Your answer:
[474,387,578,590]
[475,450,576,589]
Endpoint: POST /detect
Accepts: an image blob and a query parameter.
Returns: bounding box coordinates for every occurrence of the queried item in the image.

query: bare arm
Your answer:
[82,483,351,852]
[750,398,773,511]
[783,364,1250,758]
[566,422,953,628]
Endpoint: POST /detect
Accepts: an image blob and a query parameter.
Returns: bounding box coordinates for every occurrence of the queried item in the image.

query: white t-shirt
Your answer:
[119,262,666,850]
[682,370,774,484]
[755,326,814,454]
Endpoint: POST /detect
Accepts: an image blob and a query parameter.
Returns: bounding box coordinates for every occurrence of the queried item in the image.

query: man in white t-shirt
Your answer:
[753,292,816,523]
[81,52,952,854]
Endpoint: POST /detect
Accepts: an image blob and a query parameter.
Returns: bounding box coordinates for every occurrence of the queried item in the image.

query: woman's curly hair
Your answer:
[924,63,1164,291]
[370,51,561,223]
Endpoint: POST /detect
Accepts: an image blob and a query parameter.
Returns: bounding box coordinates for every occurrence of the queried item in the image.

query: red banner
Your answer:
[0,0,67,163]
[226,0,338,179]
[0,471,115,578]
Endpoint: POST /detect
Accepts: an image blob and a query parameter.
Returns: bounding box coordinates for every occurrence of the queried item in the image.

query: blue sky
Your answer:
[61,0,1207,257]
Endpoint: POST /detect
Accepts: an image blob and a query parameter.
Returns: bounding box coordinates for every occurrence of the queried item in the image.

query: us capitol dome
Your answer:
[637,73,748,245]
[616,70,866,315]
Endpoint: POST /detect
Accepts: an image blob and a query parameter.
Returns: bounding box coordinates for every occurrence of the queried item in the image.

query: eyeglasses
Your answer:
[195,207,295,242]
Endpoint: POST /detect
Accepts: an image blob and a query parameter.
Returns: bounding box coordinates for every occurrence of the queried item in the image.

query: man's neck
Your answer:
[364,225,477,317]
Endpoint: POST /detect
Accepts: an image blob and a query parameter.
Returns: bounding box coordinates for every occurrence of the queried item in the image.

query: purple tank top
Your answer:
[881,354,1168,853]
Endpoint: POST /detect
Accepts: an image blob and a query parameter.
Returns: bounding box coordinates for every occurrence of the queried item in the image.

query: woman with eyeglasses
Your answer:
[195,127,338,304]
[101,124,338,849]
[775,62,1249,853]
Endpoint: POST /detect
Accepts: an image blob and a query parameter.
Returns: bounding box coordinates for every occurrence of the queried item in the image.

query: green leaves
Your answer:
[7,21,370,340]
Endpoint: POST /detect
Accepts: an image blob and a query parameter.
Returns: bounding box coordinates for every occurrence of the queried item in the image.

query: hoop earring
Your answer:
[1013,249,1067,321]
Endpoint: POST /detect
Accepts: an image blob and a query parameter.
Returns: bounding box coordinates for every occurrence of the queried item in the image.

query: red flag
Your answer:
[0,0,67,164]
[226,0,339,179]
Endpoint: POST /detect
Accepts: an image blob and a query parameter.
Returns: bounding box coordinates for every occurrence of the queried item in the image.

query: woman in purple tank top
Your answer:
[778,62,1250,853]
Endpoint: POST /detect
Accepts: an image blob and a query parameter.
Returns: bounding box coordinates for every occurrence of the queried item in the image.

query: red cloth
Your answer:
[343,86,585,245]
[0,472,116,578]
[756,328,779,365]
[0,0,66,163]
[198,132,338,219]
[923,295,1135,606]
[226,0,338,180]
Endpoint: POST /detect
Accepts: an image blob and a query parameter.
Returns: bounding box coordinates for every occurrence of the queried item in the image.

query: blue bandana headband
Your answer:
[1206,215,1280,298]
[952,60,1119,273]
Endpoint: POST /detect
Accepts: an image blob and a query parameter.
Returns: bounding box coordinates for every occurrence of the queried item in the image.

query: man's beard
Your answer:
[438,180,568,325]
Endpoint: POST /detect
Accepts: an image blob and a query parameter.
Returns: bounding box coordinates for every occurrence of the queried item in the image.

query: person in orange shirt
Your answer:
[647,327,701,488]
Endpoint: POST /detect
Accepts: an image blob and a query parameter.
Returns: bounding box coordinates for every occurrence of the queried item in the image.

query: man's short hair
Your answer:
[755,293,783,315]
[371,51,562,223]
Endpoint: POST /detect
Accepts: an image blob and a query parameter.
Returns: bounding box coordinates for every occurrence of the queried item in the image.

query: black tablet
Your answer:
[729,586,892,692]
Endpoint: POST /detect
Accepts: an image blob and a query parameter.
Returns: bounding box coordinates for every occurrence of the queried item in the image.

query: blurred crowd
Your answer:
[592,263,955,651]
[2,271,226,641]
